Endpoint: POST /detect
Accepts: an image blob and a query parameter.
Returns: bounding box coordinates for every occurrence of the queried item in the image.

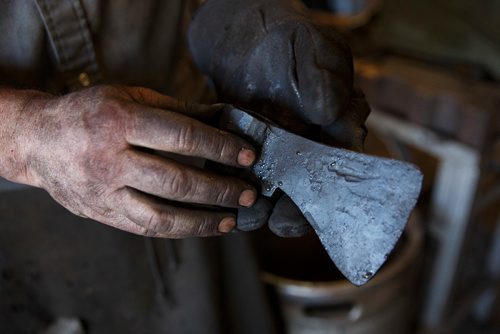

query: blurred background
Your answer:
[0,1,499,334]
[254,0,499,333]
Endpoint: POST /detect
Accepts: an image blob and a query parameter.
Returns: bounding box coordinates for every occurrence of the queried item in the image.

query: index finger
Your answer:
[122,86,222,119]
[125,106,256,167]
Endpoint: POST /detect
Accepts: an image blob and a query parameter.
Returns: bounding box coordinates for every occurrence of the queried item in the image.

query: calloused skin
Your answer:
[0,86,258,238]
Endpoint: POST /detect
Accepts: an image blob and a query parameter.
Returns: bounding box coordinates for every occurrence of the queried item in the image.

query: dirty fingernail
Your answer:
[238,148,256,166]
[239,189,257,207]
[219,217,236,233]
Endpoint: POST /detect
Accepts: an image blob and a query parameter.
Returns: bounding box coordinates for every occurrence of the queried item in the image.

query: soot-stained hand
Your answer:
[21,86,258,238]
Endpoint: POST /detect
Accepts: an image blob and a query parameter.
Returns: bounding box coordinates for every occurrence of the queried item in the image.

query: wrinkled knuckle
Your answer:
[164,169,192,199]
[142,227,158,238]
[132,217,157,237]
[100,98,125,116]
[196,216,216,236]
[205,131,237,163]
[145,207,176,235]
[215,183,236,206]
[216,135,236,161]
[145,209,162,232]
[88,87,122,114]
[86,101,126,134]
[175,122,198,153]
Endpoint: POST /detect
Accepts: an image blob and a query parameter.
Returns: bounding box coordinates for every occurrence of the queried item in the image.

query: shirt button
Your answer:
[78,72,91,87]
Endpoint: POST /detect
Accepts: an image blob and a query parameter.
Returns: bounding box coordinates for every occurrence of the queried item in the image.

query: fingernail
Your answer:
[239,189,257,207]
[238,148,256,166]
[219,217,236,233]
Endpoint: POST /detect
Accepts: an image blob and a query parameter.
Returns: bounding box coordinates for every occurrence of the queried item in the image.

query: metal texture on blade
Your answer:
[222,106,423,286]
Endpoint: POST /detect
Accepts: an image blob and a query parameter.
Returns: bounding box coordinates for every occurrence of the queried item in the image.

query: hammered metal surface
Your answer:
[222,106,423,286]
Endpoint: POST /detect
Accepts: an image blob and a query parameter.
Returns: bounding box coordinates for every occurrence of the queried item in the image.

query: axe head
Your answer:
[222,106,423,286]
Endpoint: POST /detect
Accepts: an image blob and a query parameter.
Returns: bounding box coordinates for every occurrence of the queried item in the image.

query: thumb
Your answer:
[269,195,311,238]
[123,86,222,119]
[236,197,273,232]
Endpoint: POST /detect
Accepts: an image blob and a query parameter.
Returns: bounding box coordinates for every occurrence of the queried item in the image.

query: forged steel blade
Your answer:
[221,106,423,286]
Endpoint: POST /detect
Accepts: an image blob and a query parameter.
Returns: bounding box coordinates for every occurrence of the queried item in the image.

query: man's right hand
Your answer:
[0,86,257,238]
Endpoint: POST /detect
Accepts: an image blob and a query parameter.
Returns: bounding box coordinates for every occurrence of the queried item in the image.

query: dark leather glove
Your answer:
[188,0,370,237]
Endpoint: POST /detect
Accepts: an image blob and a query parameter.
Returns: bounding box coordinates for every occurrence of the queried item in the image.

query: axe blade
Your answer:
[222,106,423,286]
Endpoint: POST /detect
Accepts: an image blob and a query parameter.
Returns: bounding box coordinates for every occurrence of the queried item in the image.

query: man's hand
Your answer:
[0,86,258,238]
[188,0,370,237]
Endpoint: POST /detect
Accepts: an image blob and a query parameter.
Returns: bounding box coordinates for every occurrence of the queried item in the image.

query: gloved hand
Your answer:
[188,0,370,237]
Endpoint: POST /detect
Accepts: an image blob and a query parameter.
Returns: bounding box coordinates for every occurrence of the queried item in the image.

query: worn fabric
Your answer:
[0,189,278,334]
[0,1,276,333]
[0,189,223,334]
[0,0,205,97]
